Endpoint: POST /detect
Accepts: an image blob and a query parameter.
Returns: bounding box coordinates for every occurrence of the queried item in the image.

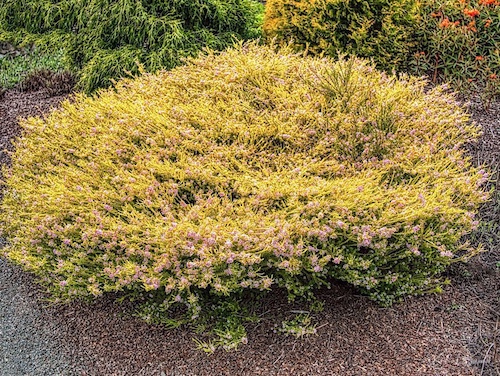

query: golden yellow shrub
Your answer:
[0,42,489,347]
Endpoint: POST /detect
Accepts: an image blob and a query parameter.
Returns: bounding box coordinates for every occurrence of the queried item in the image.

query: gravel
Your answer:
[0,88,498,376]
[0,255,79,376]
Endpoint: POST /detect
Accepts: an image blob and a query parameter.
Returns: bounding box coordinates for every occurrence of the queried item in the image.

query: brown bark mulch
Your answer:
[0,88,498,376]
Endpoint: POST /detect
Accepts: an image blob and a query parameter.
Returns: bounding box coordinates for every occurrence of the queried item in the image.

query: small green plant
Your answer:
[193,317,248,353]
[278,314,317,338]
[309,299,325,313]
[0,42,489,350]
[446,302,464,311]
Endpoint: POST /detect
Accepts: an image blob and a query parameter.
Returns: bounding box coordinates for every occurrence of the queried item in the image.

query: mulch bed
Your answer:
[0,88,498,376]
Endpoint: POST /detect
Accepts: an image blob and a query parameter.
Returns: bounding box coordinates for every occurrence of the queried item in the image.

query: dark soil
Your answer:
[0,88,498,376]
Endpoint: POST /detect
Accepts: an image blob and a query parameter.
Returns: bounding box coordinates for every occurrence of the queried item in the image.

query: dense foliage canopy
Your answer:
[0,0,263,92]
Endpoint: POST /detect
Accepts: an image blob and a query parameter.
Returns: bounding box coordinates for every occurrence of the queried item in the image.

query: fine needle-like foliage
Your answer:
[0,42,489,350]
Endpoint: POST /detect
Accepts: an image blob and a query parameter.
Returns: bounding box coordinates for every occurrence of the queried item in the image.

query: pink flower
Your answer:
[261,277,273,289]
[418,193,426,205]
[378,227,397,238]
[360,238,372,247]
[440,250,453,258]
[407,244,421,256]
[150,278,160,290]
[335,220,347,230]
[280,260,290,269]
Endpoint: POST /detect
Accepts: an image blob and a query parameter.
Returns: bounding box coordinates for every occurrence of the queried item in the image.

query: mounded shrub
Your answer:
[0,0,263,93]
[0,43,489,348]
[263,0,421,72]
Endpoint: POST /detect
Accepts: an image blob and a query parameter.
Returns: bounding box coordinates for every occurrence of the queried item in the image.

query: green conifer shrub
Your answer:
[0,0,263,93]
[263,0,421,72]
[0,43,489,348]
